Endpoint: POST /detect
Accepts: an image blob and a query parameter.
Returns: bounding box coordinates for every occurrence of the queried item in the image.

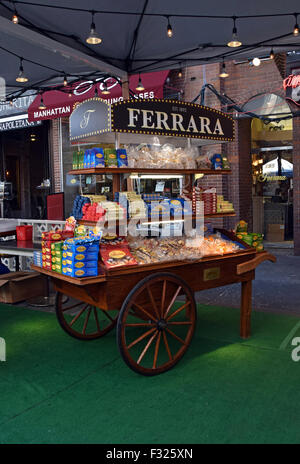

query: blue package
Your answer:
[117,149,128,167]
[211,153,223,170]
[90,149,96,168]
[94,148,105,167]
[84,149,91,168]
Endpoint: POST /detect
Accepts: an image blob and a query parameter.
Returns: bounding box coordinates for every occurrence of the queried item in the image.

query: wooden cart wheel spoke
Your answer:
[147,284,160,319]
[117,273,196,376]
[55,292,118,341]
[61,302,84,312]
[166,301,191,322]
[94,308,101,333]
[166,328,186,345]
[101,310,115,322]
[137,332,158,365]
[124,323,155,327]
[153,332,162,369]
[167,321,192,325]
[132,302,157,323]
[161,280,167,317]
[69,304,89,327]
[82,307,91,335]
[164,285,182,319]
[127,327,157,350]
[163,330,173,361]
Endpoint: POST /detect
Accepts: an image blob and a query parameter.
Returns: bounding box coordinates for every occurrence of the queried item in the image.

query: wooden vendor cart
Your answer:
[32,98,276,375]
[32,239,275,375]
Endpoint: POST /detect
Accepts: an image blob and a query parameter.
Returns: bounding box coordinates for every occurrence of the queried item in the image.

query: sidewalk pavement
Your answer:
[195,249,300,316]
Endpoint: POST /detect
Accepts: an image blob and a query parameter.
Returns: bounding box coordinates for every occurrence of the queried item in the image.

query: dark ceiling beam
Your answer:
[125,0,149,72]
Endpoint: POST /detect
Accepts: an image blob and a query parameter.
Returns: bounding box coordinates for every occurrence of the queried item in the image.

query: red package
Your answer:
[100,245,137,269]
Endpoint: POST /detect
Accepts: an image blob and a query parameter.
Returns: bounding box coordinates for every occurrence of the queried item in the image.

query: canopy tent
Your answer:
[263,157,293,177]
[0,0,300,100]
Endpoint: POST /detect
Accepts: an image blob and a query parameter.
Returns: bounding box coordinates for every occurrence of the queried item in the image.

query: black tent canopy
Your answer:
[0,0,300,99]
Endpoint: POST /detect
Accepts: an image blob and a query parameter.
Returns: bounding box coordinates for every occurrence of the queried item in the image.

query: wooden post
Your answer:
[122,74,130,99]
[240,279,252,338]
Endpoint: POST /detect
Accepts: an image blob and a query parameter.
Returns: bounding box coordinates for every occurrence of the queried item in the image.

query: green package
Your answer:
[104,148,118,167]
[72,151,78,170]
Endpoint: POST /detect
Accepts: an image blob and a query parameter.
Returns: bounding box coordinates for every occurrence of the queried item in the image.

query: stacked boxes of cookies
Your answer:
[51,241,63,274]
[62,236,100,278]
[41,230,74,271]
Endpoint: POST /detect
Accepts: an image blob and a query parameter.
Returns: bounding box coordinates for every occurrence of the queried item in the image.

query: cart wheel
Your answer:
[117,272,197,376]
[56,292,118,340]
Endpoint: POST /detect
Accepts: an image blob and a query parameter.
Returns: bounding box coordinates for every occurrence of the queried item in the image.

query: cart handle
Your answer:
[236,251,276,275]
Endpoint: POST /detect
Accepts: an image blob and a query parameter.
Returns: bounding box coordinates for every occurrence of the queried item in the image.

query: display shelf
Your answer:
[68,167,231,176]
[77,212,236,227]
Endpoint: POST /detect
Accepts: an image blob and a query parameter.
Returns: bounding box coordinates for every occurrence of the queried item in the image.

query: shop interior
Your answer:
[0,123,50,219]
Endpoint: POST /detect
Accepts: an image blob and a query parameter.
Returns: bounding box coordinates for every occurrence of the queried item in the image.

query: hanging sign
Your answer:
[69,98,110,141]
[111,99,234,141]
[283,73,300,106]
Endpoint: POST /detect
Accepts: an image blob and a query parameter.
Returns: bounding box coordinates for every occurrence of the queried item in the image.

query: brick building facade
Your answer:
[48,57,300,254]
[166,57,300,255]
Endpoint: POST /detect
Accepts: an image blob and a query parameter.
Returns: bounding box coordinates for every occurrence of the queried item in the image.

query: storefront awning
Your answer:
[0,113,41,132]
[28,71,169,123]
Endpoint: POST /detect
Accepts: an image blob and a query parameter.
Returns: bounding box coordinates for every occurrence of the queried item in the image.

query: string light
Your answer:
[12,4,19,24]
[293,13,299,36]
[63,75,68,86]
[166,16,173,38]
[136,73,145,91]
[270,48,275,59]
[16,58,28,83]
[227,16,242,47]
[38,94,46,110]
[219,58,229,78]
[101,81,110,95]
[86,11,102,44]
[252,57,261,66]
[178,68,183,78]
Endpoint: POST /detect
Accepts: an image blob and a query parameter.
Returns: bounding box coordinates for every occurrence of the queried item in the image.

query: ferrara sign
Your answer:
[70,98,234,142]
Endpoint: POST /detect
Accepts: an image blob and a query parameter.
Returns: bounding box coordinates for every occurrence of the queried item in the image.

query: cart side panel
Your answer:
[105,253,256,310]
[53,278,110,309]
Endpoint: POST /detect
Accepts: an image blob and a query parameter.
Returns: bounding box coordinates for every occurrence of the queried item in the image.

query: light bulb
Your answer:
[167,17,173,38]
[252,57,261,66]
[101,82,110,95]
[38,95,46,110]
[219,60,229,78]
[270,48,275,59]
[86,11,102,44]
[16,59,28,83]
[227,17,242,47]
[293,14,299,36]
[178,68,183,78]
[136,74,145,91]
[12,13,18,24]
[63,75,68,86]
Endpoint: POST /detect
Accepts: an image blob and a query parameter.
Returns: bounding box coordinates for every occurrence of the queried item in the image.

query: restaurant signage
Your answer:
[111,99,234,141]
[0,114,41,132]
[69,98,110,141]
[283,73,300,106]
[28,71,169,123]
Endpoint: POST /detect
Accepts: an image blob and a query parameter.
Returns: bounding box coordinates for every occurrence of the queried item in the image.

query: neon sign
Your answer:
[283,74,300,106]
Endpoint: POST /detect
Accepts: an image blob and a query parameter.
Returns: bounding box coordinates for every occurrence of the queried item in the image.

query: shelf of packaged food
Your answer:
[77,212,236,227]
[68,168,231,176]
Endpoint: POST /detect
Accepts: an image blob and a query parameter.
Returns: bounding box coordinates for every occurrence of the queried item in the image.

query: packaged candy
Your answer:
[104,148,118,167]
[210,153,223,170]
[117,149,128,167]
[84,149,91,168]
[100,245,137,269]
[94,148,105,168]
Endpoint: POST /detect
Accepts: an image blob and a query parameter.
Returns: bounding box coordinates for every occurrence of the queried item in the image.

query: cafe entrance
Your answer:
[243,93,293,243]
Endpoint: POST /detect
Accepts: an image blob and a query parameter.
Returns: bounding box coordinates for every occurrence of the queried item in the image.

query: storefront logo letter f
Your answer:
[0,337,6,361]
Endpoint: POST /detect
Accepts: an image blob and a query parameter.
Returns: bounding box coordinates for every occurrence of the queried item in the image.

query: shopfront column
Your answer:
[293,116,300,255]
[226,117,252,230]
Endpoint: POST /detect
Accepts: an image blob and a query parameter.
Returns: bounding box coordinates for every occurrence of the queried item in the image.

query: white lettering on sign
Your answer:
[33,106,71,119]
[128,108,141,127]
[141,109,155,129]
[126,108,225,136]
[80,109,96,129]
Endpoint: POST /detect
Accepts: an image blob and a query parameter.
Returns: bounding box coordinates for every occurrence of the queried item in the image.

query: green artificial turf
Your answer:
[0,302,300,444]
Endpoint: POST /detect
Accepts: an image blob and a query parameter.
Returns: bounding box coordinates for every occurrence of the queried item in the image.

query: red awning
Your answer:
[28,70,169,122]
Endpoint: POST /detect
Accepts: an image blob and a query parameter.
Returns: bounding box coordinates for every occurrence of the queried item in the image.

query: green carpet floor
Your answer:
[1,302,300,444]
